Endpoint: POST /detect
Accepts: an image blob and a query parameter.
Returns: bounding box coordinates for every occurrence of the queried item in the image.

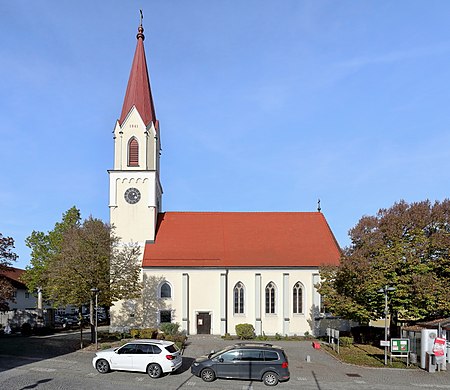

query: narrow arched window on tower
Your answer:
[128,137,139,166]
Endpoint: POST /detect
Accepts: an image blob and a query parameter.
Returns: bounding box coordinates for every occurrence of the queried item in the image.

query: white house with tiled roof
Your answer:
[109,21,341,336]
[0,267,37,310]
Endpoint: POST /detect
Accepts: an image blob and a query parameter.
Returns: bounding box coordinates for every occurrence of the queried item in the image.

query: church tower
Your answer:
[108,22,162,245]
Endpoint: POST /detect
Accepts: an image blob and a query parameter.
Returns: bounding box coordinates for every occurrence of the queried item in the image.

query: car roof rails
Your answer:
[234,342,273,347]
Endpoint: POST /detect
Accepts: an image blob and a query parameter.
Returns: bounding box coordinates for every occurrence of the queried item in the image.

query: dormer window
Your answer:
[128,137,139,166]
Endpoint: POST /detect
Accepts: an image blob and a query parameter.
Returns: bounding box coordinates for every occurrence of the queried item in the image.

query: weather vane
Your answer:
[317,199,321,212]
[140,9,144,26]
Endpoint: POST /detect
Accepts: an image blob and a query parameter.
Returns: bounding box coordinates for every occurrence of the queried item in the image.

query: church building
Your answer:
[109,21,341,336]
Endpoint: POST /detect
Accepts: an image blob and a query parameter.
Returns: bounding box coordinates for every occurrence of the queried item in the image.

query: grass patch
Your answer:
[323,343,414,368]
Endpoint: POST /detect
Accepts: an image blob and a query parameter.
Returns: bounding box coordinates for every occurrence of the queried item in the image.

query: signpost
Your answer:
[327,327,340,354]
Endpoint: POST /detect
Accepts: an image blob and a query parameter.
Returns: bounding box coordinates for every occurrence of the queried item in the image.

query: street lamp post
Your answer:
[90,288,99,350]
[378,285,396,365]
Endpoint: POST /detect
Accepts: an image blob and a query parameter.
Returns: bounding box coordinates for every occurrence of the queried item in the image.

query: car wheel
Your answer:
[200,368,216,382]
[95,359,110,374]
[262,371,279,386]
[147,363,162,378]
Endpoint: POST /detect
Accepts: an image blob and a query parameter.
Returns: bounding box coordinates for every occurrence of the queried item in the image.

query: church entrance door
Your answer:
[196,312,211,334]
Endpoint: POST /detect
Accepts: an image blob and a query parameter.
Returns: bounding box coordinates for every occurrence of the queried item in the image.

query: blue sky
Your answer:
[2,1,450,269]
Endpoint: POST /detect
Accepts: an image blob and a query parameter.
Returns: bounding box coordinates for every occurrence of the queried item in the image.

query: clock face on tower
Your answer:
[124,187,141,204]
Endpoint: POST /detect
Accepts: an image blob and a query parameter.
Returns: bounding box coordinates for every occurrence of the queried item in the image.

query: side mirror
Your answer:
[218,358,224,363]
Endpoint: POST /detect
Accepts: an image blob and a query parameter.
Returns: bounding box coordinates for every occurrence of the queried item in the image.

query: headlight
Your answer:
[193,362,199,366]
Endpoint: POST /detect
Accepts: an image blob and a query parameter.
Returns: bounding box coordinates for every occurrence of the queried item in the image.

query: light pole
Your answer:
[90,288,99,350]
[378,285,396,365]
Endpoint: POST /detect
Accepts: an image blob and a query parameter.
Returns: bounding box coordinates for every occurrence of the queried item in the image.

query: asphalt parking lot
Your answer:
[184,334,450,390]
[1,331,450,390]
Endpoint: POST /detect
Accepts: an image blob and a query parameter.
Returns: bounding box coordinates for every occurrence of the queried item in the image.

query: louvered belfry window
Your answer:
[128,138,139,166]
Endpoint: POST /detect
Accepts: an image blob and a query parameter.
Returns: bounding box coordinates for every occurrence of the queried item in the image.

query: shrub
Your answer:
[140,328,158,339]
[235,323,255,340]
[129,328,158,339]
[255,332,268,341]
[130,329,140,338]
[160,322,180,336]
[165,333,188,350]
[21,323,32,336]
[340,336,354,347]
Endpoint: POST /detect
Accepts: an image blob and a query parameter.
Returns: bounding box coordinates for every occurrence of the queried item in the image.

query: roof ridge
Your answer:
[162,211,323,214]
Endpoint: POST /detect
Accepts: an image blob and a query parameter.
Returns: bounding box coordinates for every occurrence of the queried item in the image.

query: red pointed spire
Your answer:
[119,24,157,128]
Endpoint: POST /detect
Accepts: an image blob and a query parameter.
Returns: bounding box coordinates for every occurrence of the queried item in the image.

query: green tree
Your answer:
[21,206,81,301]
[22,207,142,343]
[0,234,18,310]
[318,199,450,324]
[47,216,141,308]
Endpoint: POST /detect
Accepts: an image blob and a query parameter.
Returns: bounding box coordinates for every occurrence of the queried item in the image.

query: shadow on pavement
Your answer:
[0,330,91,372]
[19,378,53,389]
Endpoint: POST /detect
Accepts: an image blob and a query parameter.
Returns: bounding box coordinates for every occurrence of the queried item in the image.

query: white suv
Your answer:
[93,339,182,378]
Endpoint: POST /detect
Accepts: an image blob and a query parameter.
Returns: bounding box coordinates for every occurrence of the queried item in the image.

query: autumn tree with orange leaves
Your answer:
[318,199,450,325]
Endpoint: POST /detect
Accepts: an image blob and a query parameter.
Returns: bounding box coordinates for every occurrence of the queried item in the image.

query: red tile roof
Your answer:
[142,212,341,268]
[119,25,157,127]
[0,267,26,288]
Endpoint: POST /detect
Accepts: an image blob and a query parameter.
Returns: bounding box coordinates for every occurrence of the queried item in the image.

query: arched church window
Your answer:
[128,137,139,166]
[160,282,171,298]
[293,281,303,314]
[265,282,276,314]
[233,282,245,314]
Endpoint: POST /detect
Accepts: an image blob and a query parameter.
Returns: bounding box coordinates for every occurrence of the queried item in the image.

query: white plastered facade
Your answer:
[138,267,323,336]
[109,106,162,244]
[109,107,162,331]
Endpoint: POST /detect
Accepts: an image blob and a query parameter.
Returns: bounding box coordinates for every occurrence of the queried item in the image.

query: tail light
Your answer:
[281,362,288,369]
[166,355,175,360]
